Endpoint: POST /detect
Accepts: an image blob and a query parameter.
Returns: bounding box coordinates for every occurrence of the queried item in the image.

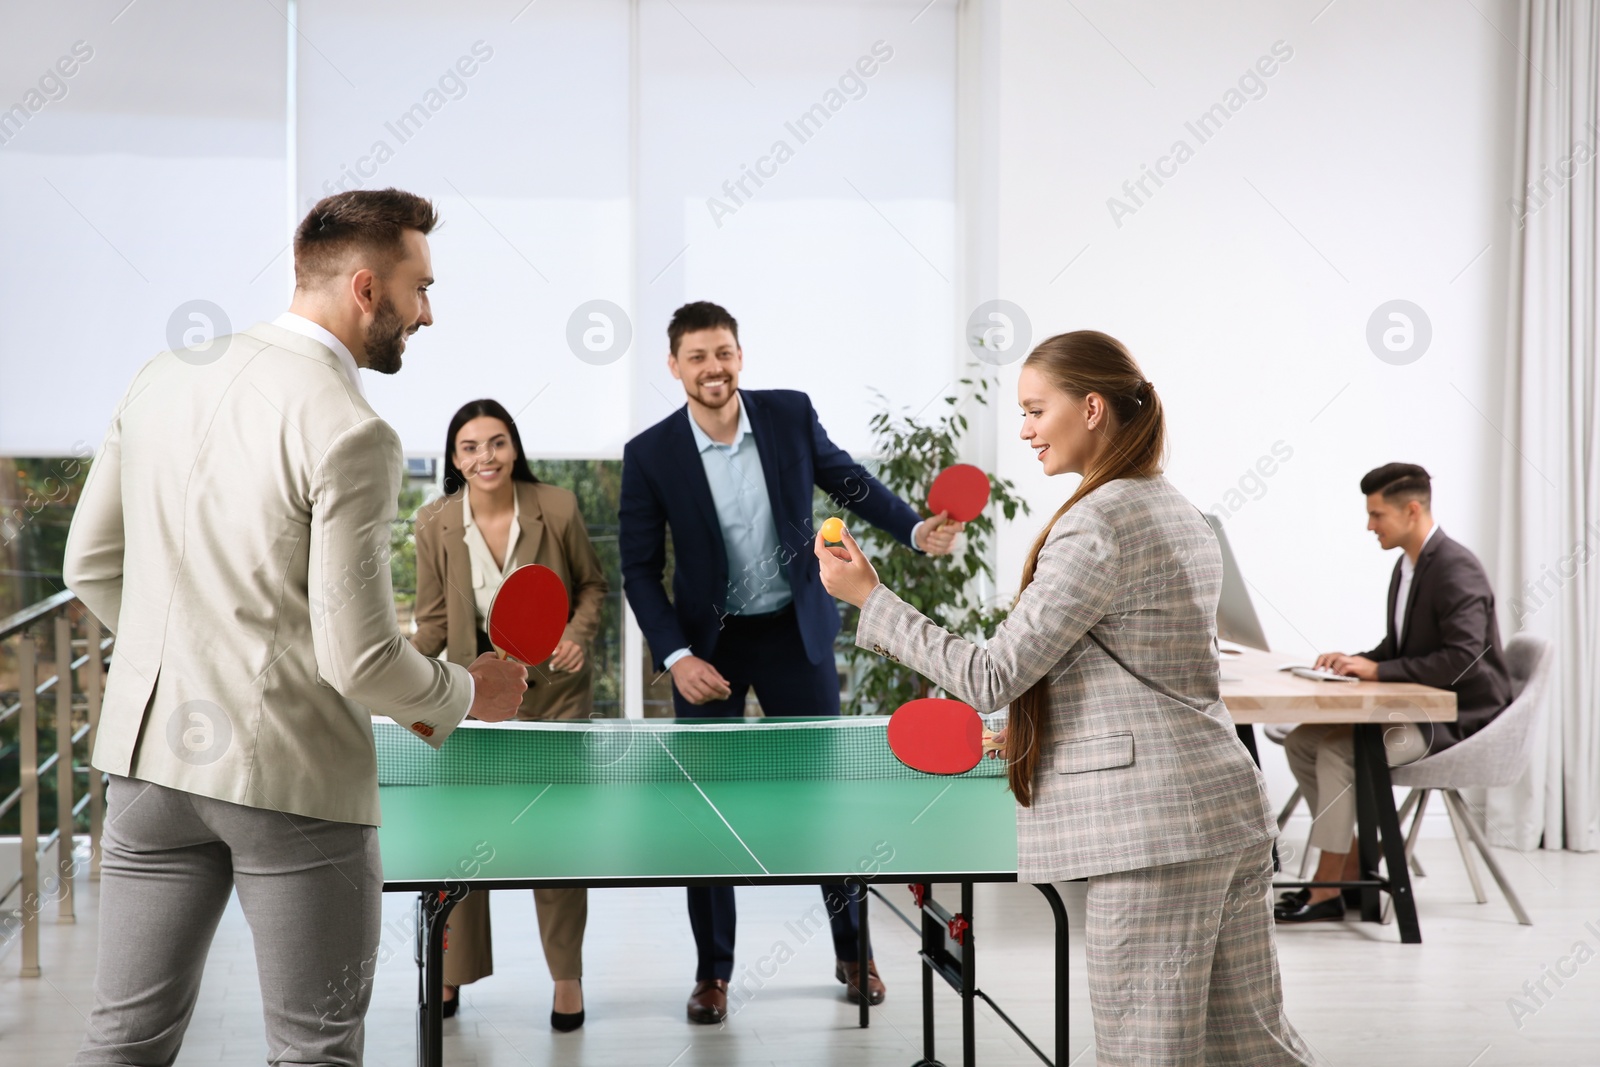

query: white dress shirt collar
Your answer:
[273,312,364,397]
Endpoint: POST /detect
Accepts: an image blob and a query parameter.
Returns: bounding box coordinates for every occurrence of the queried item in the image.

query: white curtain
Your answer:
[1490,0,1600,852]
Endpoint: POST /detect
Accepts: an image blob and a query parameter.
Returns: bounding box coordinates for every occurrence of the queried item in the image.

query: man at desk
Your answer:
[1277,462,1513,923]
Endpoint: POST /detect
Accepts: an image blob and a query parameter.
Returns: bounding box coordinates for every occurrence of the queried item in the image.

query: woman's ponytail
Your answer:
[1006,332,1166,806]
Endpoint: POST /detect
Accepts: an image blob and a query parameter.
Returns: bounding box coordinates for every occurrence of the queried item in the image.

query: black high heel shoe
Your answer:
[441,985,459,1019]
[551,980,584,1032]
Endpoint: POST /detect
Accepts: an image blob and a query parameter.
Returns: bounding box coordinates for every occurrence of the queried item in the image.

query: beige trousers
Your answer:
[443,888,588,985]
[1284,723,1430,853]
[1083,842,1315,1065]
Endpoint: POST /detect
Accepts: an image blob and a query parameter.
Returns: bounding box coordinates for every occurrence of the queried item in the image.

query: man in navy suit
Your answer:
[620,301,960,1023]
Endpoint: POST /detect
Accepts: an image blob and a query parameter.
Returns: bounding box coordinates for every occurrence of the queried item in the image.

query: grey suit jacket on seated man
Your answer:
[856,474,1275,884]
[1356,528,1513,753]
[64,320,474,827]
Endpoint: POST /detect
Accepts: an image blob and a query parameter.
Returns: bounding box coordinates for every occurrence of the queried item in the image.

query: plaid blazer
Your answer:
[857,475,1275,882]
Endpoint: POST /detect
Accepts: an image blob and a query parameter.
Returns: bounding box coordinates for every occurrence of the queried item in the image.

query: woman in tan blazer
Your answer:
[411,398,609,1030]
[816,333,1314,1066]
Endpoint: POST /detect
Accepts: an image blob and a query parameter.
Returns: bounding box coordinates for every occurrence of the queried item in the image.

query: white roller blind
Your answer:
[633,0,958,455]
[3,0,956,459]
[0,0,287,455]
[294,0,633,458]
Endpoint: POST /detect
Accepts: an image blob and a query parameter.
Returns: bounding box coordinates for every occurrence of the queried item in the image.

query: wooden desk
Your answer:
[1220,647,1457,724]
[1218,647,1456,944]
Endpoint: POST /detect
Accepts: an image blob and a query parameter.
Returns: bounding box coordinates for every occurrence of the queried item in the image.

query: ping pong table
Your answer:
[374,716,1068,1067]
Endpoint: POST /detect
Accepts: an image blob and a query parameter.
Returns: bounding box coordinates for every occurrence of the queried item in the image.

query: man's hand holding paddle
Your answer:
[914,512,963,554]
[815,463,994,606]
[466,654,528,722]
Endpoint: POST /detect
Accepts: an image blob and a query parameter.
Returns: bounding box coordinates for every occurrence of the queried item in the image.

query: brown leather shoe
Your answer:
[835,960,886,1005]
[686,978,729,1024]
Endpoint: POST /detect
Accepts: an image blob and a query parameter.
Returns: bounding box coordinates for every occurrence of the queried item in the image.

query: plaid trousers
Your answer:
[1082,842,1316,1066]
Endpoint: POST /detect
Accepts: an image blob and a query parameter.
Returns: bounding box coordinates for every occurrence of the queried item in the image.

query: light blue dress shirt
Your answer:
[660,392,930,669]
[662,395,791,669]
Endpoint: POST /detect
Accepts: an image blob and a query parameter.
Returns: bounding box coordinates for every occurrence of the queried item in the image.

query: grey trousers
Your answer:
[1083,842,1316,1066]
[1284,722,1429,853]
[74,776,383,1067]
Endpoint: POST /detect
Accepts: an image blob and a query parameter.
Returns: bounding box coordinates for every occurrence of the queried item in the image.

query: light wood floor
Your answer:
[3,837,1598,1065]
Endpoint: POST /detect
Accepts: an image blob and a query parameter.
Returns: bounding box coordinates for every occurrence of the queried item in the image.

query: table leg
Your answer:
[1352,729,1383,923]
[916,884,939,1065]
[1034,883,1069,1067]
[961,882,976,1067]
[858,879,871,1029]
[1235,723,1260,765]
[1356,724,1421,943]
[416,888,460,1067]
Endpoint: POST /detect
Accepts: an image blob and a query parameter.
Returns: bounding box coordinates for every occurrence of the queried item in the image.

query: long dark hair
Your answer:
[1007,331,1166,806]
[441,398,540,496]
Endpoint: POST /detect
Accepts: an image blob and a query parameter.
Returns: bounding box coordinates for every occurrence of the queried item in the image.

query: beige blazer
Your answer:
[63,322,474,826]
[411,481,608,720]
[857,474,1275,883]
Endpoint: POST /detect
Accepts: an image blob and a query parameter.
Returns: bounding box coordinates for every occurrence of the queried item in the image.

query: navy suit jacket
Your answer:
[1358,529,1513,752]
[620,389,923,670]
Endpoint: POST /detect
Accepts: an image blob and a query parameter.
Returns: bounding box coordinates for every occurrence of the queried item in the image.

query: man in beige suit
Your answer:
[63,189,527,1067]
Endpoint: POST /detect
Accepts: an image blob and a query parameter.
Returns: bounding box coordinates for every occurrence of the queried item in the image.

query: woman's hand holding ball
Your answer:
[814,521,880,609]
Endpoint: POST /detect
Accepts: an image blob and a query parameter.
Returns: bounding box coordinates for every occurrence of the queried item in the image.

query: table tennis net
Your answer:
[374,717,1005,787]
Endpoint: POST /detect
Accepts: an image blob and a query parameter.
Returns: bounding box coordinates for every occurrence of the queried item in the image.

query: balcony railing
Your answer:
[0,590,110,977]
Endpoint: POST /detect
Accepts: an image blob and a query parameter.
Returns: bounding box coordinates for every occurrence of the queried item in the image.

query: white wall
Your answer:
[981,0,1521,830]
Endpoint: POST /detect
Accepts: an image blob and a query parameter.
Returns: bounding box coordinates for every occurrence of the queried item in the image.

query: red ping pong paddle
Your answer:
[927,464,990,523]
[887,697,1000,775]
[487,564,570,666]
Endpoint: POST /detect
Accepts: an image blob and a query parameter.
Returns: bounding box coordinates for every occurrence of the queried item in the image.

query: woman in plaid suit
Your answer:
[817,331,1314,1066]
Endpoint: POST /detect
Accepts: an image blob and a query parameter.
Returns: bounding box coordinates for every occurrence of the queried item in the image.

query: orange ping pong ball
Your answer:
[820,517,845,542]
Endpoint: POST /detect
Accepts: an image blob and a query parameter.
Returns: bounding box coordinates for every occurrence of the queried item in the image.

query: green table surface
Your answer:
[378,777,1019,890]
